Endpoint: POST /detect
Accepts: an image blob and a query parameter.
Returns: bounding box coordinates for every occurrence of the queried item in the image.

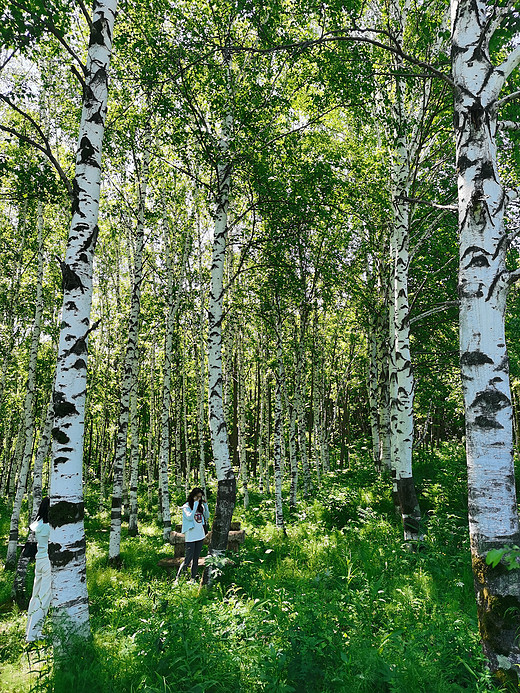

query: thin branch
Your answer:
[496,45,520,86]
[409,301,458,324]
[0,125,72,196]
[398,195,457,212]
[232,31,455,88]
[497,90,520,109]
[75,0,93,29]
[499,120,520,130]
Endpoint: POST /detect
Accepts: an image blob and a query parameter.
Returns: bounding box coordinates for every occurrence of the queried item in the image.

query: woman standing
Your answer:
[25,496,51,642]
[176,487,209,582]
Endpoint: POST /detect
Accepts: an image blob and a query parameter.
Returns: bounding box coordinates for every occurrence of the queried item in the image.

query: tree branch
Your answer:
[495,45,520,92]
[409,301,458,325]
[497,90,520,109]
[397,195,457,212]
[499,120,520,130]
[0,125,72,197]
[75,0,93,29]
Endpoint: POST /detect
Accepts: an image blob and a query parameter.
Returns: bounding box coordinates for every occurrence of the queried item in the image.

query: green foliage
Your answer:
[0,444,508,692]
[486,546,520,572]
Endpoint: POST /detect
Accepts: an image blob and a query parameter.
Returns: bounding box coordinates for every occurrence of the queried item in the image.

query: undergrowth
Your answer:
[0,443,507,692]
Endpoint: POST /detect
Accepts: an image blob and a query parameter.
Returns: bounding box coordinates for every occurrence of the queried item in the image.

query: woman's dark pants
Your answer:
[177,539,204,580]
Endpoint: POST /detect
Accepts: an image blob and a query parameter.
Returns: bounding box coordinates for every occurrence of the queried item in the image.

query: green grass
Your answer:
[0,443,507,692]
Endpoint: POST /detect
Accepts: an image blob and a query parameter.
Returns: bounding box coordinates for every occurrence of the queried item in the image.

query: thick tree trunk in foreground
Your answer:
[452,0,520,676]
[49,0,118,644]
[5,201,44,569]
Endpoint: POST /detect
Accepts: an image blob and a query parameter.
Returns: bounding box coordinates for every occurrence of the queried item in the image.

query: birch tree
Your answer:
[5,201,44,569]
[48,0,118,643]
[450,0,520,675]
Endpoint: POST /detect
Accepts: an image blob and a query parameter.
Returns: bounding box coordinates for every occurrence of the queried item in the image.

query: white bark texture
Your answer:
[387,0,422,541]
[5,202,44,569]
[127,372,140,536]
[158,227,188,539]
[206,69,236,559]
[452,0,520,673]
[109,133,149,562]
[49,0,118,642]
[274,331,285,531]
[237,340,249,509]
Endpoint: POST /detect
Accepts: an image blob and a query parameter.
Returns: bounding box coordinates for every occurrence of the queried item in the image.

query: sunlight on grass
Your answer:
[0,445,511,692]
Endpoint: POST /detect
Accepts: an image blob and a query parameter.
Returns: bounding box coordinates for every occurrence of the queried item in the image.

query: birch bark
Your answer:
[127,368,140,537]
[13,389,54,604]
[237,337,249,509]
[274,327,286,532]
[206,48,237,562]
[109,132,150,563]
[451,0,520,673]
[49,0,118,642]
[386,0,422,540]
[5,201,45,569]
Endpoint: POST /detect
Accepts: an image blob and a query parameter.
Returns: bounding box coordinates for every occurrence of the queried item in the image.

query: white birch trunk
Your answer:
[295,347,311,495]
[196,224,207,498]
[206,54,237,563]
[109,132,149,563]
[386,0,422,541]
[5,201,44,569]
[281,358,298,507]
[451,0,520,672]
[182,369,191,490]
[146,343,156,505]
[237,339,249,509]
[274,329,286,532]
[49,0,117,643]
[158,226,188,539]
[128,370,140,537]
[258,369,265,493]
[12,388,54,604]
[367,311,381,469]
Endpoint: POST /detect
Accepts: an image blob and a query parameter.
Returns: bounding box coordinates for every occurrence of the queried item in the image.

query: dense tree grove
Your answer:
[1,0,520,689]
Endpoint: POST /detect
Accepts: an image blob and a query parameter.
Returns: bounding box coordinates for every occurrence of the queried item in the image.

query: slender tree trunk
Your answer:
[182,368,191,490]
[387,2,422,541]
[12,388,54,605]
[109,131,149,564]
[237,338,249,509]
[295,345,311,495]
[5,201,45,569]
[274,326,286,532]
[49,0,118,644]
[367,310,381,470]
[258,368,266,493]
[128,368,140,537]
[206,55,236,570]
[158,226,188,539]
[452,0,520,675]
[146,343,156,505]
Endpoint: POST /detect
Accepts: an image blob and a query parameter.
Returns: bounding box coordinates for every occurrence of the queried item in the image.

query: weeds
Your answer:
[0,444,508,692]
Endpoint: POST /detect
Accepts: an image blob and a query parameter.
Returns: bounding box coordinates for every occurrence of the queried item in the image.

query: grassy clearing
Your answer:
[0,444,507,692]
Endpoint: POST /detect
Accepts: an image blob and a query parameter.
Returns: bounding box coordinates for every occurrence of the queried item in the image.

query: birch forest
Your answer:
[1,0,520,690]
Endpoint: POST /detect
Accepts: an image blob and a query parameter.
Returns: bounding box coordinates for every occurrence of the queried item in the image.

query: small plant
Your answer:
[486,545,520,571]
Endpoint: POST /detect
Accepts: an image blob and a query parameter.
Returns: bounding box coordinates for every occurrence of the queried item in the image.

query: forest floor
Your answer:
[0,443,509,693]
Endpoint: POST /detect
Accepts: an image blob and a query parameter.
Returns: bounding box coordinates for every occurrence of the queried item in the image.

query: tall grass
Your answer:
[0,444,507,692]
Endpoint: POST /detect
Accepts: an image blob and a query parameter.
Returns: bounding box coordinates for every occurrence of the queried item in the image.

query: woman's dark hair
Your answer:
[187,488,204,510]
[36,496,50,523]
